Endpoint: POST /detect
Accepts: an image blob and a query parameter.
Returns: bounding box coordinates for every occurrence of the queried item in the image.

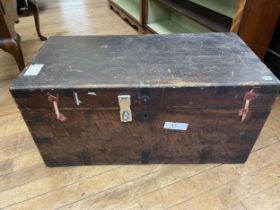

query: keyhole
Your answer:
[143,113,148,120]
[123,111,130,122]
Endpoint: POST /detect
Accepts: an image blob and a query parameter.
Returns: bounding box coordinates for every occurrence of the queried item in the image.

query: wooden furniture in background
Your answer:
[28,0,47,41]
[108,0,279,59]
[109,0,246,34]
[238,0,280,59]
[230,0,246,33]
[109,0,147,33]
[0,0,25,71]
[16,0,47,41]
[145,0,244,34]
[0,0,46,72]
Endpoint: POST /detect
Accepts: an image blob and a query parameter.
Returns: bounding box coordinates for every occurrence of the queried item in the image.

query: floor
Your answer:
[0,0,280,209]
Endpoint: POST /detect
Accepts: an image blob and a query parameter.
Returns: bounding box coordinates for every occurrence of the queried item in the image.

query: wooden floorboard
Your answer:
[0,0,279,209]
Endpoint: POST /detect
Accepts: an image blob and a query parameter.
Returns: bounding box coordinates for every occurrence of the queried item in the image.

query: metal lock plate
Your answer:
[118,95,132,122]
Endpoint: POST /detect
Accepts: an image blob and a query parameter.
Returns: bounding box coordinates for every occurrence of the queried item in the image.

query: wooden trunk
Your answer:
[10,33,280,167]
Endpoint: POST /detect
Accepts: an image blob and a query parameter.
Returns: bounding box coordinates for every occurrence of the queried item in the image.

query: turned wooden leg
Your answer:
[0,37,25,72]
[28,0,47,41]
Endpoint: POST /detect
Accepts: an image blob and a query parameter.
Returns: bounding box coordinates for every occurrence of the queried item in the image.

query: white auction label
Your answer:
[261,76,273,81]
[24,64,44,76]
[163,122,188,131]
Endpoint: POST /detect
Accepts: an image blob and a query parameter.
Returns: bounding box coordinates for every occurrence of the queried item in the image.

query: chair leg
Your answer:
[0,38,25,72]
[10,44,25,72]
[28,0,47,41]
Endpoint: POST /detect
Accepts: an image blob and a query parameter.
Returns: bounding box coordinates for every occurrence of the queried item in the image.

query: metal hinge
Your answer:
[118,95,132,122]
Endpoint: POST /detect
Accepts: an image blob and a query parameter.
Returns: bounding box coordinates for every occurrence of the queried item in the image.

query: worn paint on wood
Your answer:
[10,33,280,166]
[11,33,279,89]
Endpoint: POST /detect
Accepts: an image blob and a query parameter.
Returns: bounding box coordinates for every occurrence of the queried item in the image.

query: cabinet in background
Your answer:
[108,0,279,60]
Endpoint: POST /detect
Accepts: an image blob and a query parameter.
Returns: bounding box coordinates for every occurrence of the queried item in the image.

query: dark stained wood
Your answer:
[10,34,280,88]
[238,0,280,59]
[10,34,280,166]
[0,33,25,71]
[0,0,46,72]
[141,0,147,25]
[18,106,270,166]
[157,0,232,32]
[0,0,25,71]
[10,87,279,110]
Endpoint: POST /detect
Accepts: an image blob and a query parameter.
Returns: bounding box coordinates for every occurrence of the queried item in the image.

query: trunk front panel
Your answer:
[13,86,277,166]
